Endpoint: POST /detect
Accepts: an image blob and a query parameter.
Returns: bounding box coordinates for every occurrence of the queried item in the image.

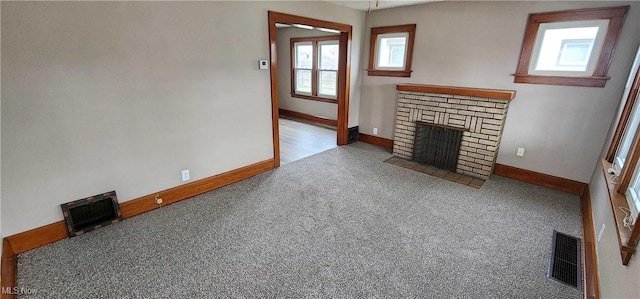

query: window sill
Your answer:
[600,158,638,265]
[513,74,609,87]
[290,93,338,104]
[367,69,412,77]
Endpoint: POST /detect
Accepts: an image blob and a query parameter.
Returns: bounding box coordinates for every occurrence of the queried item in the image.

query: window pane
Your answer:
[376,33,408,68]
[295,43,313,69]
[318,70,336,97]
[615,91,640,170]
[319,43,339,70]
[557,40,593,66]
[626,161,640,223]
[295,69,312,94]
[529,19,610,76]
[535,27,598,72]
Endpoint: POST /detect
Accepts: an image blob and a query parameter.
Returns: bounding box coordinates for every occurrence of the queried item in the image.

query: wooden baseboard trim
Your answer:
[5,221,68,255]
[493,163,587,195]
[120,159,274,218]
[4,159,274,256]
[278,109,337,127]
[581,187,600,299]
[1,239,17,299]
[359,133,394,150]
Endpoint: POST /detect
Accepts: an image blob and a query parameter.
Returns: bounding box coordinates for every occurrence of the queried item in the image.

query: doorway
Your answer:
[268,11,353,167]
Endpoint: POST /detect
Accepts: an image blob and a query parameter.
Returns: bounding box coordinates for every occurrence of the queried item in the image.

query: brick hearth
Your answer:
[393,84,516,180]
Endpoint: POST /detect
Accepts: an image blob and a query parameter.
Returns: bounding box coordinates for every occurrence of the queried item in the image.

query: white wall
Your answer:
[276,27,338,119]
[359,1,640,183]
[1,1,364,237]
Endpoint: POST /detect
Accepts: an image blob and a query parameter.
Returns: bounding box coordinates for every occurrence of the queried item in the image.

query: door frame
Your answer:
[268,11,352,168]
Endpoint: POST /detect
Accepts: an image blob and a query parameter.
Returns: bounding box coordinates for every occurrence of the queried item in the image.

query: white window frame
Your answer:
[528,20,609,77]
[626,166,640,225]
[374,32,409,70]
[317,40,339,99]
[293,41,313,95]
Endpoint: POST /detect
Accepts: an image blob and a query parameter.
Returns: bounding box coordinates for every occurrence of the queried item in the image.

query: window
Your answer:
[514,6,628,87]
[367,24,416,77]
[290,36,339,102]
[603,45,640,265]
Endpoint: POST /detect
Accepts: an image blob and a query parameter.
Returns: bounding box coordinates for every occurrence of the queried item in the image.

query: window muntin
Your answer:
[294,42,313,94]
[529,20,609,76]
[290,36,339,102]
[317,41,338,98]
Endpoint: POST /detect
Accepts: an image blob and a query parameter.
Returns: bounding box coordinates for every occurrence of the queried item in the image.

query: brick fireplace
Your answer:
[393,84,516,180]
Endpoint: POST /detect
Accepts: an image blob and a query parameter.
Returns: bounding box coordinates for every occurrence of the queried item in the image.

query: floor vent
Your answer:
[547,230,582,290]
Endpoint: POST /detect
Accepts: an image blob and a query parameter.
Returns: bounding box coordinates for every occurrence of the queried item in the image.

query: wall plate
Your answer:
[259,59,269,70]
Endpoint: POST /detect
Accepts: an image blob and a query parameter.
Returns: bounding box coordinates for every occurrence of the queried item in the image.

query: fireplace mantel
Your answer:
[397,84,516,101]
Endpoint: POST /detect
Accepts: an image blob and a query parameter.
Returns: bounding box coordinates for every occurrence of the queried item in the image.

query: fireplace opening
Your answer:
[412,122,464,172]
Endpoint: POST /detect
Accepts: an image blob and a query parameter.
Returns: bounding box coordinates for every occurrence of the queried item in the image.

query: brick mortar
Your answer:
[394,91,509,180]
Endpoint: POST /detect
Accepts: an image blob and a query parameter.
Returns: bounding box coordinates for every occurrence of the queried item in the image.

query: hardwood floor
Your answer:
[279,117,337,165]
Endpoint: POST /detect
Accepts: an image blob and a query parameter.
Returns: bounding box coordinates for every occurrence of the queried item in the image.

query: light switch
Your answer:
[259,59,269,70]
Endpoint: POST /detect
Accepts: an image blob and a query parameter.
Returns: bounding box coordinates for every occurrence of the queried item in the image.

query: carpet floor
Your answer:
[17,142,583,298]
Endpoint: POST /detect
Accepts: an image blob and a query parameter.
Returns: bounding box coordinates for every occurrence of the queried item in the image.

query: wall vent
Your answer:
[61,191,122,237]
[348,126,359,144]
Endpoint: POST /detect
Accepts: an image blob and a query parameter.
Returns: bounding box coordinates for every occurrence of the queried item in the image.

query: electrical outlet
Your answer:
[516,147,525,157]
[597,223,605,243]
[373,128,378,135]
[181,169,190,181]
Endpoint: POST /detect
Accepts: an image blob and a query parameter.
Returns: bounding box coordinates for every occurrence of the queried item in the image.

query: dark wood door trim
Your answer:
[268,11,353,167]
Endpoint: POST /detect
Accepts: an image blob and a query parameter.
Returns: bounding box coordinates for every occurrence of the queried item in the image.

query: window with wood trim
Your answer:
[514,6,628,87]
[367,24,416,77]
[603,45,640,265]
[290,36,339,103]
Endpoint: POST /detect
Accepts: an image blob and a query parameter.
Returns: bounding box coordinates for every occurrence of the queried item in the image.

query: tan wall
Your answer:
[0,1,364,236]
[359,1,640,183]
[276,27,338,120]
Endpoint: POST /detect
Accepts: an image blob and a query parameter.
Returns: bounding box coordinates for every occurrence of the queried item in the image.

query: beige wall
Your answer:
[0,1,364,236]
[359,1,640,183]
[588,164,640,298]
[276,27,338,119]
[0,2,3,254]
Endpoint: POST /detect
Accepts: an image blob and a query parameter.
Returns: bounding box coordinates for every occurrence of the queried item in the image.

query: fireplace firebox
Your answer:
[413,122,463,172]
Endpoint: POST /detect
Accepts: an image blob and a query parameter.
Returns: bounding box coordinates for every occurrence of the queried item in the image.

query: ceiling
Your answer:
[325,0,439,12]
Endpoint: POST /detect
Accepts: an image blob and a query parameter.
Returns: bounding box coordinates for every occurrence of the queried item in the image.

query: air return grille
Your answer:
[547,230,582,290]
[61,191,122,237]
